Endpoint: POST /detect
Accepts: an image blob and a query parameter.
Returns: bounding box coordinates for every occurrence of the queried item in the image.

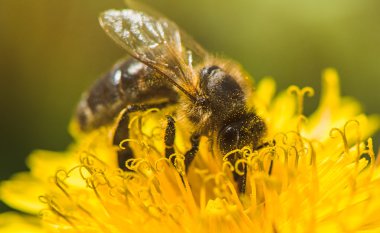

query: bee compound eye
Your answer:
[219,125,240,153]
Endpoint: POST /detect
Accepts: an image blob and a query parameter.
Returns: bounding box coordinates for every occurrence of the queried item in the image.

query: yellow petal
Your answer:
[0,212,45,233]
[0,173,46,215]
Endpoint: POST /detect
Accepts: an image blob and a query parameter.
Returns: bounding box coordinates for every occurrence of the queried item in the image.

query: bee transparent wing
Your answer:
[123,0,208,62]
[99,9,205,100]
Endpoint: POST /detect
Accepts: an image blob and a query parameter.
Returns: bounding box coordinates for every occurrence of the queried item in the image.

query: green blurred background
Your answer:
[1,0,379,212]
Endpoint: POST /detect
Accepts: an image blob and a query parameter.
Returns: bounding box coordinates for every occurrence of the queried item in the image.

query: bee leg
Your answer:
[164,116,189,185]
[113,110,134,170]
[235,162,247,194]
[233,140,276,193]
[164,117,200,186]
[164,115,176,164]
[114,102,171,171]
[228,153,247,194]
[184,134,200,173]
[164,116,201,169]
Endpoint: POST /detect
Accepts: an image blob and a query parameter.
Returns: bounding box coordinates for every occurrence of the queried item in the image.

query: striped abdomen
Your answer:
[76,58,178,131]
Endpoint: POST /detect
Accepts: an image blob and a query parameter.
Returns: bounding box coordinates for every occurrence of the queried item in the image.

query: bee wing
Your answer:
[123,0,208,62]
[99,9,207,101]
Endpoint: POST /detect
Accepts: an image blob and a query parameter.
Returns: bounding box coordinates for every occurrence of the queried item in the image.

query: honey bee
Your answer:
[76,9,267,193]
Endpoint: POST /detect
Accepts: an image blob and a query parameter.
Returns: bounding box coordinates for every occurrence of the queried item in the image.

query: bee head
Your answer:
[199,65,245,111]
[217,113,266,154]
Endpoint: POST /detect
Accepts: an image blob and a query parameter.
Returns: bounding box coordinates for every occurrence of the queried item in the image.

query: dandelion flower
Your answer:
[1,69,379,233]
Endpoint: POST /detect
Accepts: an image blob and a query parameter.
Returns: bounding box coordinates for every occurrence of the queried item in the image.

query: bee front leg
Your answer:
[227,152,247,194]
[234,161,247,194]
[164,116,200,171]
[164,116,200,187]
[231,141,274,193]
[164,115,176,164]
[184,134,200,173]
[114,102,171,171]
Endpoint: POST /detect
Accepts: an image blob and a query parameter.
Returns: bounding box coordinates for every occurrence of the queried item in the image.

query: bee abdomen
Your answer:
[76,58,178,131]
[76,63,127,131]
